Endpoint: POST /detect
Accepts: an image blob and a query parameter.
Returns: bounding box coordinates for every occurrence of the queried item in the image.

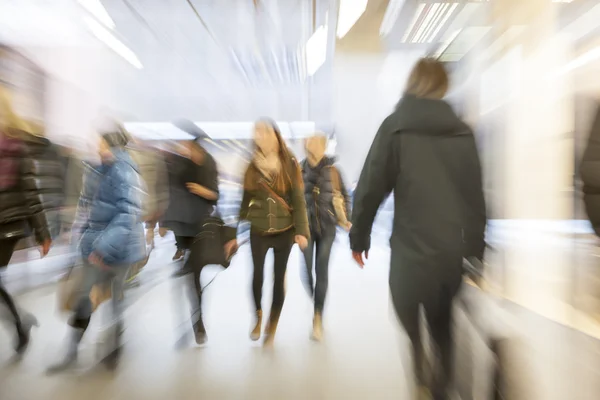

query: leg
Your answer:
[300,234,315,298]
[264,231,294,346]
[312,231,335,341]
[250,233,269,312]
[250,232,269,340]
[188,267,206,344]
[313,231,335,315]
[392,291,425,390]
[425,286,455,399]
[101,266,128,369]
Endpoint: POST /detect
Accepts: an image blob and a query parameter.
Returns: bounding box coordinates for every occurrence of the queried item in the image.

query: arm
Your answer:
[333,166,352,221]
[290,159,310,239]
[154,153,170,217]
[188,157,219,202]
[21,154,50,244]
[92,164,144,265]
[349,118,396,253]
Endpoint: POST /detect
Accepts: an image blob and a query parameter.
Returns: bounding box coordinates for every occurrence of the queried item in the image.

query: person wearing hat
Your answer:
[48,126,146,372]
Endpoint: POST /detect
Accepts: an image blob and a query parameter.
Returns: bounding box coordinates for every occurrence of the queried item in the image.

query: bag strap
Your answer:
[329,166,341,193]
[259,180,292,212]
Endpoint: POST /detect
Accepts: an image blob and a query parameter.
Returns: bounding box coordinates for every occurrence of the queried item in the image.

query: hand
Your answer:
[352,251,368,268]
[88,252,108,270]
[295,235,308,250]
[186,182,204,196]
[40,239,51,258]
[343,222,352,232]
[224,239,238,259]
[158,227,168,237]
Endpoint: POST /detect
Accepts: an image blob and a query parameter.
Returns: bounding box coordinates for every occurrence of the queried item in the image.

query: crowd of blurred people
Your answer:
[0,58,489,400]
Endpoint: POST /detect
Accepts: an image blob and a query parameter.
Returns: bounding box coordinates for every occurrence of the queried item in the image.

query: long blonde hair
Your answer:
[0,85,43,137]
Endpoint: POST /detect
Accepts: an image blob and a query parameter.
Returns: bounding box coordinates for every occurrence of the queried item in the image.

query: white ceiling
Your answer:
[0,0,334,123]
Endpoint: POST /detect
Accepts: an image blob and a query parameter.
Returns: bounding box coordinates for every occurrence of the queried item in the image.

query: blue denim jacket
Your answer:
[79,149,146,266]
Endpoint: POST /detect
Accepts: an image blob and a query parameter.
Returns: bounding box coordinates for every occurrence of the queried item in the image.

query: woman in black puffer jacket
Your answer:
[0,90,63,355]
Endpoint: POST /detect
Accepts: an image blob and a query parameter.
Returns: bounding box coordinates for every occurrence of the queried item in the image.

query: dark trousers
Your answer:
[0,239,22,334]
[250,229,294,319]
[175,236,194,251]
[302,228,336,314]
[392,282,458,399]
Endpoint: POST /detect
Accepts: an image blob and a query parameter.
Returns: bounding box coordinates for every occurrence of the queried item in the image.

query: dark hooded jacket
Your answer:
[350,95,486,303]
[301,156,351,234]
[581,104,600,237]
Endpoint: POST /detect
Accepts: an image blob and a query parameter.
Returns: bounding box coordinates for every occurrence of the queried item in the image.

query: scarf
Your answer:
[253,151,281,181]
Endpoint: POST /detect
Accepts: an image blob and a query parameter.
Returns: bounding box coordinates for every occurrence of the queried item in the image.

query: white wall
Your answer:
[332,51,424,181]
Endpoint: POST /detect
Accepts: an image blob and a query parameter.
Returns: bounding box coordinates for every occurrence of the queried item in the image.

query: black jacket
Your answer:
[581,104,600,236]
[0,132,64,243]
[162,151,219,235]
[350,95,486,300]
[301,156,351,234]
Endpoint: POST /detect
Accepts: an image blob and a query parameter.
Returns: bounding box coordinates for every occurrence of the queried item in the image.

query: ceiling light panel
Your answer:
[402,2,460,44]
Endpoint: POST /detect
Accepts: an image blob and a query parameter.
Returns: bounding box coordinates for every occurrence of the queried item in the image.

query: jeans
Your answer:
[250,229,294,320]
[302,229,336,314]
[71,259,128,332]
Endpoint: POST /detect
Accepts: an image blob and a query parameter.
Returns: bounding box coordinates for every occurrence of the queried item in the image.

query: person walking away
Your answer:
[300,134,351,341]
[230,118,309,347]
[0,87,61,355]
[349,58,486,399]
[47,126,146,372]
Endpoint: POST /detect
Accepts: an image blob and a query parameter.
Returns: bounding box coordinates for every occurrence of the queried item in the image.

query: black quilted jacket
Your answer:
[0,131,64,243]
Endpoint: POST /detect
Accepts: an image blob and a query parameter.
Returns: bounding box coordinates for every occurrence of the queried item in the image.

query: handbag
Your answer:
[329,166,351,230]
[188,211,240,271]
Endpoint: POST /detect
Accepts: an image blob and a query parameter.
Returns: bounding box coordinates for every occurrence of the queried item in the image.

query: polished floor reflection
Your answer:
[1,234,600,399]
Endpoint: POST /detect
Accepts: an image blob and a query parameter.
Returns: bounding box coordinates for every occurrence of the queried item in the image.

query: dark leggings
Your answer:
[302,229,336,314]
[250,229,294,319]
[0,239,23,334]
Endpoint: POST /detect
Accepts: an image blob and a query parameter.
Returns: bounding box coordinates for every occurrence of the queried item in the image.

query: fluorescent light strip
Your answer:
[427,2,459,43]
[306,25,328,76]
[414,3,446,43]
[411,4,439,43]
[420,3,451,43]
[77,0,115,29]
[84,17,142,69]
[337,0,368,38]
[401,4,426,42]
[434,28,462,58]
[380,0,406,37]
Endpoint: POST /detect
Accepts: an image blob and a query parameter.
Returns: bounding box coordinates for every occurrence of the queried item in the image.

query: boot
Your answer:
[193,315,207,345]
[14,313,39,356]
[101,321,123,371]
[263,313,280,348]
[46,327,85,374]
[250,310,262,341]
[310,311,323,342]
[172,248,185,261]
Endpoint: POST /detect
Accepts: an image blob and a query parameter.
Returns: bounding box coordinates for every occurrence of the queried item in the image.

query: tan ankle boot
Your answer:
[263,314,280,347]
[311,312,323,342]
[250,310,262,341]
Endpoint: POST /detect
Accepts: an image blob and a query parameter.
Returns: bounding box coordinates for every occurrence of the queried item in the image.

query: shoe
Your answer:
[46,327,85,374]
[310,311,323,342]
[250,310,262,341]
[263,315,280,348]
[193,317,207,345]
[14,313,39,355]
[172,249,185,261]
[100,322,123,371]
